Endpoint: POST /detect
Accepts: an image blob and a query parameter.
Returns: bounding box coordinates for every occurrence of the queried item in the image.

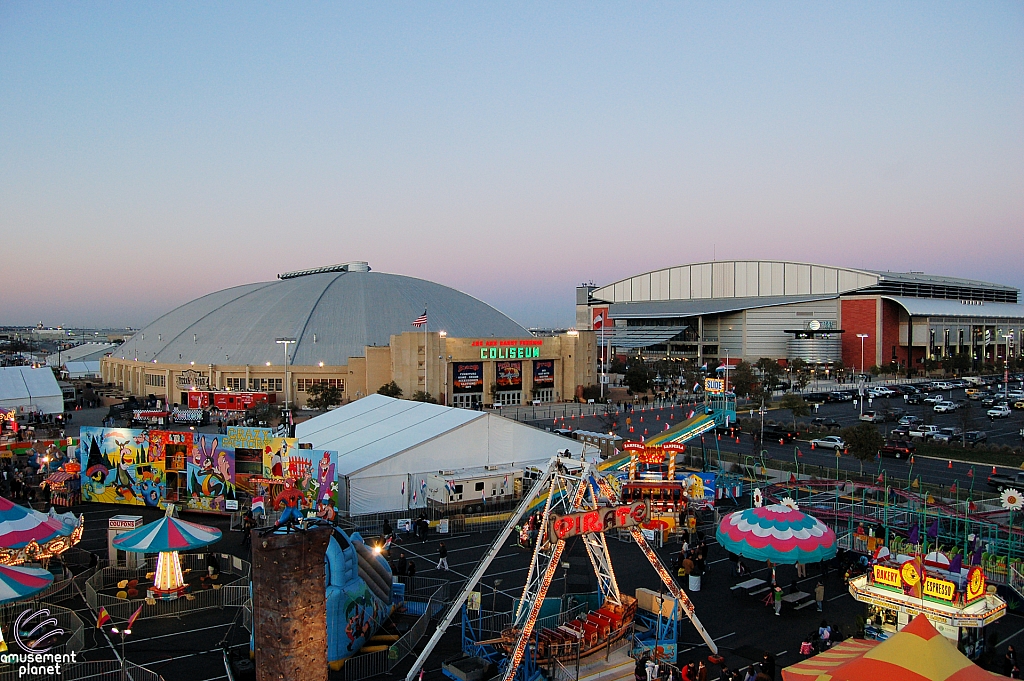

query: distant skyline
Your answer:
[2,3,1022,329]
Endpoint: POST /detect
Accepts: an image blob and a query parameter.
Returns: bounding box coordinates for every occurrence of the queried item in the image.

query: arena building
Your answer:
[577,260,1024,372]
[102,262,596,409]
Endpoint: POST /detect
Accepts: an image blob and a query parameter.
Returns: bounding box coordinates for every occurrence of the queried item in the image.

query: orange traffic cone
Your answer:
[993,466,998,474]
[948,460,953,469]
[798,450,803,457]
[910,456,915,464]
[736,437,740,444]
[968,469,974,477]
[811,442,815,450]
[644,428,648,435]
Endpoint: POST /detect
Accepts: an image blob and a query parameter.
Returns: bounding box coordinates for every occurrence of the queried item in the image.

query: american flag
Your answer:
[412,310,428,327]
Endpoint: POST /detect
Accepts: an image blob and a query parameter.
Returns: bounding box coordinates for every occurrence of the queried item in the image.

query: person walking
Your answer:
[795,561,806,578]
[1006,645,1019,677]
[436,542,448,571]
[645,656,658,681]
[635,654,648,681]
[396,553,407,576]
[773,586,783,616]
[814,581,825,612]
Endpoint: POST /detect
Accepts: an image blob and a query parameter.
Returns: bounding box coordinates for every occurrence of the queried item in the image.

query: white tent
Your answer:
[63,361,101,379]
[0,366,64,415]
[295,394,583,515]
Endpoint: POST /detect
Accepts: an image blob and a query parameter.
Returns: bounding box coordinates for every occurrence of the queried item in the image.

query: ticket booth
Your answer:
[108,515,144,568]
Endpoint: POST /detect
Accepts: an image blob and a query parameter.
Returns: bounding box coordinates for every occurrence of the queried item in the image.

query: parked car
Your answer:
[909,424,941,440]
[761,425,799,443]
[988,405,1012,419]
[898,415,922,426]
[981,395,999,407]
[932,427,963,444]
[988,469,1024,491]
[889,425,911,439]
[828,392,854,402]
[964,430,988,446]
[884,407,906,422]
[810,435,847,452]
[923,394,945,404]
[934,401,957,414]
[905,394,924,405]
[811,417,841,431]
[878,440,916,459]
[804,393,830,404]
[1014,400,1024,410]
[859,410,884,423]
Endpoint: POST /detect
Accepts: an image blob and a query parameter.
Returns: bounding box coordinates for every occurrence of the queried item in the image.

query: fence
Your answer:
[84,553,251,622]
[0,601,85,656]
[0,660,165,681]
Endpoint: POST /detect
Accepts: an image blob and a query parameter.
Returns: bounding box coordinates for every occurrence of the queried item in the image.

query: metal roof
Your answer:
[883,297,1024,320]
[607,294,838,319]
[868,270,1017,292]
[112,269,531,366]
[46,342,117,366]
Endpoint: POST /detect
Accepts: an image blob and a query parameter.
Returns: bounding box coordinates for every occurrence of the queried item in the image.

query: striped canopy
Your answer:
[0,564,54,604]
[112,514,222,553]
[716,503,837,565]
[782,615,1004,681]
[0,496,79,549]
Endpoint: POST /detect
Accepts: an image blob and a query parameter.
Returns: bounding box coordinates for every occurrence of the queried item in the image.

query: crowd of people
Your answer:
[636,651,778,681]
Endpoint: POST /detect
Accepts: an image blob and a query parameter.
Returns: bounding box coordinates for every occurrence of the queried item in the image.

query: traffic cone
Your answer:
[948,460,953,469]
[968,468,974,477]
[629,426,634,433]
[811,442,815,450]
[798,450,803,457]
[993,466,998,475]
[910,456,915,464]
[735,436,740,444]
[780,439,784,445]
[644,429,648,435]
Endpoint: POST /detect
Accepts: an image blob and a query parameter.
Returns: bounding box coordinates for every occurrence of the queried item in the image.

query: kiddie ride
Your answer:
[408,457,718,681]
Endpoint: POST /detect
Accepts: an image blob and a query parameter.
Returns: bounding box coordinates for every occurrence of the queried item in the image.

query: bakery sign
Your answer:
[176,369,210,390]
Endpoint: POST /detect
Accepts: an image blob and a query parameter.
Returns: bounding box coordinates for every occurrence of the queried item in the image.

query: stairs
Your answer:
[577,650,636,681]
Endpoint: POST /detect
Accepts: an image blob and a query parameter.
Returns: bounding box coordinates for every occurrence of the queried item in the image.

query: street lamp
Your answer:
[1003,334,1013,399]
[275,338,296,409]
[856,334,869,375]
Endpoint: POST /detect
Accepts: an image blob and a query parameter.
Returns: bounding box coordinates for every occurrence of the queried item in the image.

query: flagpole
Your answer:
[425,306,428,398]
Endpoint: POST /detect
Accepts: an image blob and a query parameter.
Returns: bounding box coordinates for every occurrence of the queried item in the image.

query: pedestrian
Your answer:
[437,542,448,571]
[396,553,407,576]
[818,621,831,649]
[1007,646,1019,677]
[645,656,658,681]
[634,654,647,681]
[795,561,806,578]
[407,561,416,578]
[742,666,757,681]
[773,586,783,616]
[761,652,775,681]
[814,581,824,612]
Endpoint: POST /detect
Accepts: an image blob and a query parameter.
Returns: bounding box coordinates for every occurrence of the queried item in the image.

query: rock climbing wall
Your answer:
[253,526,332,681]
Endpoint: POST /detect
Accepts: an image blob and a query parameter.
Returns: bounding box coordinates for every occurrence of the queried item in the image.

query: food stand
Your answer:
[45,462,82,507]
[848,557,1006,659]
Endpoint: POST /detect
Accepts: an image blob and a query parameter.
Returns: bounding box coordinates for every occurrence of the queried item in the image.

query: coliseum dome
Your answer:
[114,263,530,367]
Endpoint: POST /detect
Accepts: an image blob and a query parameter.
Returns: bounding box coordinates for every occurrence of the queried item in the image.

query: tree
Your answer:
[755,358,783,394]
[779,394,810,430]
[377,381,403,398]
[411,391,437,403]
[247,402,282,427]
[841,423,885,469]
[306,382,343,411]
[956,402,976,445]
[623,361,651,395]
[729,361,758,398]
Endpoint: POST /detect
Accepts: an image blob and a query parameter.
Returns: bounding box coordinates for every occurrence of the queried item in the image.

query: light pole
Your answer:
[1003,334,1013,399]
[275,338,296,410]
[439,330,448,405]
[857,334,869,375]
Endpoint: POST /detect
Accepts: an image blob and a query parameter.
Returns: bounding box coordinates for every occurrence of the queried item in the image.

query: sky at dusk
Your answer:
[2,3,1022,329]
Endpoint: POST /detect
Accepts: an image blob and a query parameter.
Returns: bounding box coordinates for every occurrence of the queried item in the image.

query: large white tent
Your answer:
[295,394,583,515]
[0,366,64,415]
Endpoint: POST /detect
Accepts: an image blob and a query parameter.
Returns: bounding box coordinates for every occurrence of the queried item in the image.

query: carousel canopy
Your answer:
[0,496,80,549]
[716,503,837,565]
[0,564,54,604]
[782,615,1004,681]
[112,513,222,553]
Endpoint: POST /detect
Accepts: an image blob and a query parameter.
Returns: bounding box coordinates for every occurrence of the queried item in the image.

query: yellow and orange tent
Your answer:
[782,615,1003,681]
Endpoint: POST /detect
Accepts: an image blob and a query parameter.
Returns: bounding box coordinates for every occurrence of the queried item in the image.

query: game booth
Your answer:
[76,426,338,516]
[848,550,1006,660]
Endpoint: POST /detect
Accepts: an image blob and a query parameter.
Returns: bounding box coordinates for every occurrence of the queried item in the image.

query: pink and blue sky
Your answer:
[2,3,1022,329]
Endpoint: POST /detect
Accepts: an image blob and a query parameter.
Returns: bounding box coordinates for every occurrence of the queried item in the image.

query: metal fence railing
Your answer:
[336,649,390,681]
[388,583,448,668]
[0,660,165,681]
[0,601,85,656]
[84,552,251,622]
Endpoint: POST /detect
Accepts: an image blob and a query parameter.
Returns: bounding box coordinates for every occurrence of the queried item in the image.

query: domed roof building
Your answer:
[113,262,530,366]
[103,263,595,410]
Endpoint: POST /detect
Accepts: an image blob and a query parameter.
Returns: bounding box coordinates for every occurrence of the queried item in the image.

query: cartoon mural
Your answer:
[285,449,339,510]
[78,427,166,507]
[185,435,237,512]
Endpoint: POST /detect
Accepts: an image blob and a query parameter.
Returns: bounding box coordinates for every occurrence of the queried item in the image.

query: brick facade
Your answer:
[840,298,878,370]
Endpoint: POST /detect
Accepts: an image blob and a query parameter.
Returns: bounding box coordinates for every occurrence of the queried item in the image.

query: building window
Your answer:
[297,378,345,392]
[144,374,166,387]
[249,378,283,392]
[226,378,246,391]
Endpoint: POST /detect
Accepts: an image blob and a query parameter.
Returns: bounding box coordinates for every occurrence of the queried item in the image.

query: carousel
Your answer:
[112,505,222,600]
[0,495,84,566]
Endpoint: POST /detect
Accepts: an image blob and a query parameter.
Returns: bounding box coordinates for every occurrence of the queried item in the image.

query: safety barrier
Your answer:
[0,660,165,681]
[84,553,250,622]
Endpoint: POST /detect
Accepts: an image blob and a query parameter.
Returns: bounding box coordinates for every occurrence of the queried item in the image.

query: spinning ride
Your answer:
[112,505,222,600]
[408,456,717,681]
[0,496,83,565]
[0,564,54,604]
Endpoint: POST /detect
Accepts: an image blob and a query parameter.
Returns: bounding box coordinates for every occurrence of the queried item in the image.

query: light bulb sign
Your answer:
[704,378,724,394]
[547,501,649,544]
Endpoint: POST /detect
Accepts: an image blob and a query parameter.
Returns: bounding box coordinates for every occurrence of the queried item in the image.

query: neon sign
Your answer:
[480,346,540,360]
[547,501,648,543]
